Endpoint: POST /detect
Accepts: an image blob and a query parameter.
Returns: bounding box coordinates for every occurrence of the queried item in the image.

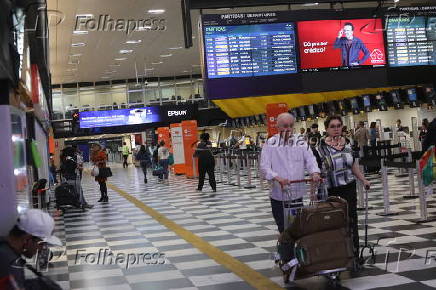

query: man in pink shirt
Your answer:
[261,112,321,233]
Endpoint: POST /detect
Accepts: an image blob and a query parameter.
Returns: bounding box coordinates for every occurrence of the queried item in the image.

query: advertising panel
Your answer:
[297,18,386,71]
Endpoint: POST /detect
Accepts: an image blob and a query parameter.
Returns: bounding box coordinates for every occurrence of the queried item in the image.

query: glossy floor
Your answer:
[43,164,436,290]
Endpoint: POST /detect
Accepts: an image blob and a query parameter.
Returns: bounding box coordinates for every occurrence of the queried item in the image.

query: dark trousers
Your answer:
[123,155,128,168]
[270,198,303,234]
[140,162,147,181]
[198,164,216,191]
[98,181,107,199]
[159,159,169,180]
[328,181,359,258]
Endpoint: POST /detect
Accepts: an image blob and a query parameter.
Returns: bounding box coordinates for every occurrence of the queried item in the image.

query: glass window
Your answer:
[175,80,192,100]
[145,82,158,104]
[127,83,144,104]
[111,87,127,105]
[52,89,63,113]
[79,89,96,109]
[160,80,175,100]
[62,87,79,111]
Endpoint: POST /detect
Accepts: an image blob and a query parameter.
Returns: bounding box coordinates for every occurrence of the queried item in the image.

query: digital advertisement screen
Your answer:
[79,107,161,128]
[203,22,298,78]
[407,88,417,101]
[386,16,436,67]
[363,95,371,107]
[297,18,387,71]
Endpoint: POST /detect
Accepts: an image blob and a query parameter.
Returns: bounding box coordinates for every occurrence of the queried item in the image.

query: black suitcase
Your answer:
[55,183,81,209]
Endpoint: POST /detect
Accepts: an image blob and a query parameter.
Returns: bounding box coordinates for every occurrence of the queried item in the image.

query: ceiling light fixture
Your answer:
[71,42,86,47]
[136,26,152,31]
[109,64,121,67]
[151,61,163,65]
[76,14,94,18]
[147,9,165,14]
[101,76,111,79]
[301,2,319,6]
[70,53,82,57]
[119,49,133,54]
[114,57,127,61]
[168,46,183,50]
[160,54,172,57]
[145,68,154,71]
[73,30,88,35]
[126,40,142,44]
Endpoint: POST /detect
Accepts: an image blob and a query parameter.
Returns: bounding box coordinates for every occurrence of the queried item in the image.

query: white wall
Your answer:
[367,107,419,130]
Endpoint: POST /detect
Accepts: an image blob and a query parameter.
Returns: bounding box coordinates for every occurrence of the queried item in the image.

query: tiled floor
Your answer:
[44,163,436,290]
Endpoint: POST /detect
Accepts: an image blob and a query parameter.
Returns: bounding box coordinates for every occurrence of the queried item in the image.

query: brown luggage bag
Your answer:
[295,228,354,276]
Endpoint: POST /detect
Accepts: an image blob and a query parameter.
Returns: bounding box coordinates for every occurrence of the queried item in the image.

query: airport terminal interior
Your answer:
[1,0,436,289]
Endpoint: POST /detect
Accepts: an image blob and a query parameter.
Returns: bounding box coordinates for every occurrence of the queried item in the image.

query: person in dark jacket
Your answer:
[422,118,436,152]
[334,22,370,67]
[136,145,151,183]
[195,133,216,192]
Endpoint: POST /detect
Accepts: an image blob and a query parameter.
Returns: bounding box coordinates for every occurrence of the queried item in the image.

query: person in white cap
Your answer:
[0,209,62,289]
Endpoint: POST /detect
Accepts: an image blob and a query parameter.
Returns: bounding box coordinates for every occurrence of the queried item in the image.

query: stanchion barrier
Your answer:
[413,160,436,224]
[357,158,365,210]
[235,155,241,187]
[403,149,418,199]
[376,159,400,216]
[218,154,224,184]
[244,154,256,189]
[258,154,267,190]
[225,154,233,185]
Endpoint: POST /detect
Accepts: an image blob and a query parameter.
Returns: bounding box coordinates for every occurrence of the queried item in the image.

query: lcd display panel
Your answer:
[386,16,436,67]
[79,107,160,128]
[204,22,298,78]
[297,18,387,71]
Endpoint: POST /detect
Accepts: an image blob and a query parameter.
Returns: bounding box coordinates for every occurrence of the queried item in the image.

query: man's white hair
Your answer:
[277,112,295,125]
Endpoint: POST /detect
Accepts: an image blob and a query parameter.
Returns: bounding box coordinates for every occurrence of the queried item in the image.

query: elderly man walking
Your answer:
[261,112,321,233]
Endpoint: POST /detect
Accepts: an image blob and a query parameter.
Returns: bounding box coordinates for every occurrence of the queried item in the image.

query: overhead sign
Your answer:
[79,104,197,129]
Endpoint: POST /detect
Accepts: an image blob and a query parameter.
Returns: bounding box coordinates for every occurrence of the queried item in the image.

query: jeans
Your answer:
[270,197,303,234]
[328,181,359,258]
[198,164,216,191]
[98,181,108,199]
[159,159,169,180]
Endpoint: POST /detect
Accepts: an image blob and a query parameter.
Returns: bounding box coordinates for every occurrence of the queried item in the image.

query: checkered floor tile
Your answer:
[41,163,436,290]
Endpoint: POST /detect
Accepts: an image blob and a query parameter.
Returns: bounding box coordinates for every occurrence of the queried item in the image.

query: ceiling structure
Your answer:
[48,0,430,85]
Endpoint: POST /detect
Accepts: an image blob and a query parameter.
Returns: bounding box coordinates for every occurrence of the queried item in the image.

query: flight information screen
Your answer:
[203,22,298,78]
[386,16,436,66]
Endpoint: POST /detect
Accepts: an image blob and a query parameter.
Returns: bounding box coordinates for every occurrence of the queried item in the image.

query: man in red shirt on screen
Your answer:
[334,22,370,67]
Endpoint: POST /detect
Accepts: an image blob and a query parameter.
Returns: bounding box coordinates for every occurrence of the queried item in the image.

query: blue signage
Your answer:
[79,107,161,128]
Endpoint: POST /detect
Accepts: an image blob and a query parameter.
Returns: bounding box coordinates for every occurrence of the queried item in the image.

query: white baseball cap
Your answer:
[16,209,62,246]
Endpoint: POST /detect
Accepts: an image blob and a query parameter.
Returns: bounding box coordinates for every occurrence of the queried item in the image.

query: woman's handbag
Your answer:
[98,167,113,178]
[152,166,164,176]
[91,166,99,177]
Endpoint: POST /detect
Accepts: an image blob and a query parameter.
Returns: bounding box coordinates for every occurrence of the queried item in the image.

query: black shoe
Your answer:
[196,189,202,192]
[144,179,148,184]
[84,204,94,209]
[98,197,104,202]
[212,189,217,192]
[103,196,109,202]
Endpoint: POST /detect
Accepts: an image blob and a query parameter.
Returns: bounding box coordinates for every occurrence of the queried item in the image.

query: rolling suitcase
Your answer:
[55,182,81,209]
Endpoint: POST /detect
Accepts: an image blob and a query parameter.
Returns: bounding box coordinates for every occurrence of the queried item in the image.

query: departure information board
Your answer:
[386,16,436,66]
[203,23,298,78]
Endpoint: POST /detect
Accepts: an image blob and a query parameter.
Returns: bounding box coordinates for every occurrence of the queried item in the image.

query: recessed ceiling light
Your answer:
[148,9,165,14]
[192,64,201,67]
[76,14,94,18]
[70,53,82,57]
[301,2,319,6]
[136,26,152,31]
[73,30,88,35]
[109,64,121,67]
[182,70,190,73]
[101,76,111,79]
[151,61,163,65]
[126,40,142,44]
[72,42,86,47]
[168,46,183,50]
[119,49,133,54]
[145,68,154,71]
[114,57,127,61]
[160,54,172,58]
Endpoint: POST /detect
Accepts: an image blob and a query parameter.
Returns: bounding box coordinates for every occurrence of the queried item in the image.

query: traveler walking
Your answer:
[122,142,130,168]
[354,121,369,157]
[158,141,170,184]
[369,122,378,147]
[91,144,109,202]
[423,117,436,152]
[317,115,370,259]
[136,145,151,183]
[195,133,216,192]
[260,112,321,234]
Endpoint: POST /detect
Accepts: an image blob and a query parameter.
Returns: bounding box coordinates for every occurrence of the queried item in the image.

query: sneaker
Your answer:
[196,189,202,192]
[84,204,94,209]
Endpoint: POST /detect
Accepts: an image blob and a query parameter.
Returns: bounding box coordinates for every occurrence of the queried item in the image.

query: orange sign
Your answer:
[181,120,198,178]
[266,103,288,137]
